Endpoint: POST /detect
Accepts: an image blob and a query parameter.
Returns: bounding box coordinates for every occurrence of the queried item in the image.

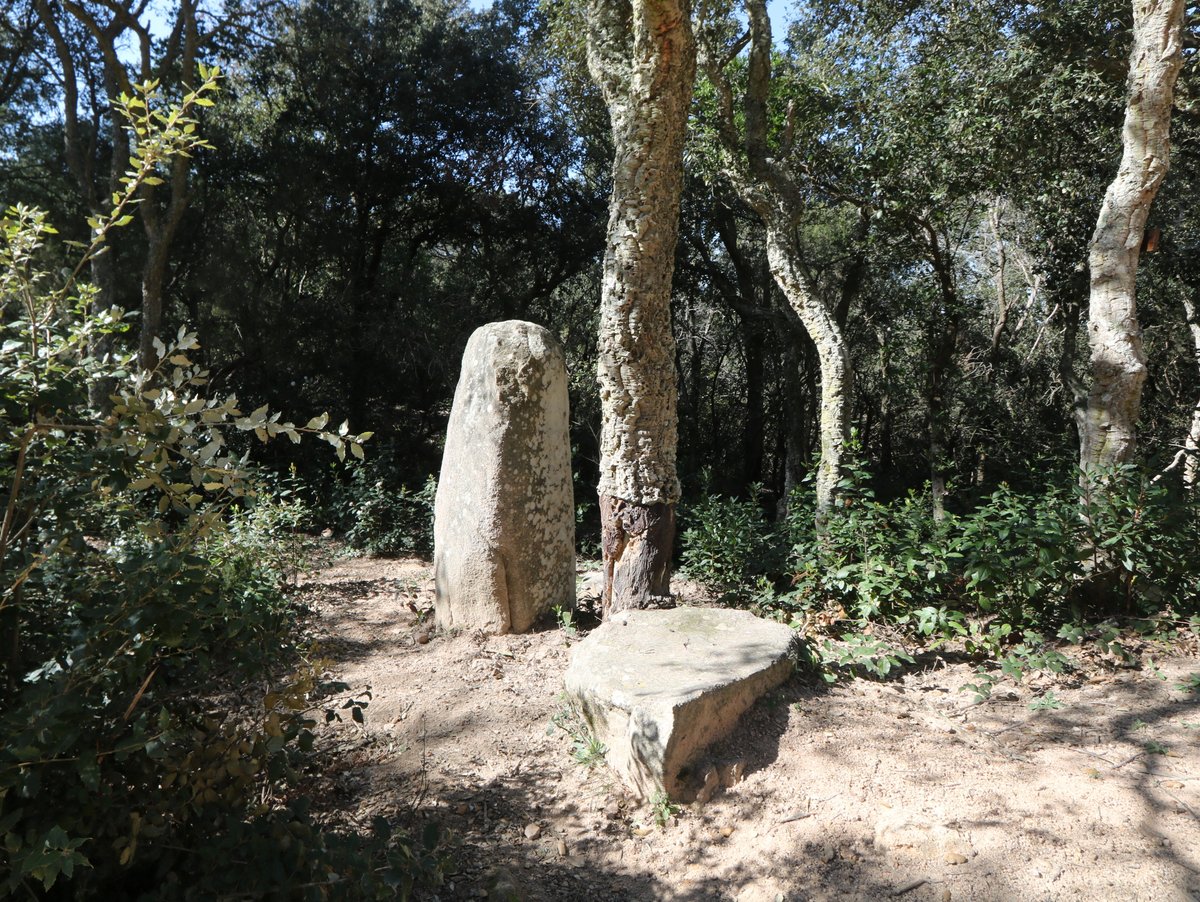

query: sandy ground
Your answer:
[295,553,1200,902]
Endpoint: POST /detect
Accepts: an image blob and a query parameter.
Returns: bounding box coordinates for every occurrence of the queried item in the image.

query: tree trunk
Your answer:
[712,202,772,488]
[763,220,851,521]
[741,316,766,485]
[1181,295,1200,491]
[699,0,853,523]
[987,198,1010,374]
[876,327,895,480]
[777,328,808,514]
[35,0,125,407]
[139,234,171,367]
[1059,293,1089,449]
[586,0,695,614]
[1080,0,1184,473]
[928,335,951,521]
[919,219,959,522]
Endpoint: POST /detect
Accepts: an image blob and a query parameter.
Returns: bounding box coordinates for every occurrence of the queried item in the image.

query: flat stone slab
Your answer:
[563,607,797,800]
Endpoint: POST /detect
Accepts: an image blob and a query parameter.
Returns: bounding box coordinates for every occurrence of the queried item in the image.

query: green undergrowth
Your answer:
[680,444,1200,688]
[0,78,445,899]
[329,450,437,557]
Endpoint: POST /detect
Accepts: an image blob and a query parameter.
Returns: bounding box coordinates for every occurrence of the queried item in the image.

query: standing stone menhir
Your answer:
[434,321,575,634]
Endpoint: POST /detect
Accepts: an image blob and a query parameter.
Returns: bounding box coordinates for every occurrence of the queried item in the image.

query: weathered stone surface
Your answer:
[434,321,574,634]
[563,607,796,799]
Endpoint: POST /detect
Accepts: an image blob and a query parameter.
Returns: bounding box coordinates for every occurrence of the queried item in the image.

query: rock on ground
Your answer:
[434,320,574,634]
[563,607,797,800]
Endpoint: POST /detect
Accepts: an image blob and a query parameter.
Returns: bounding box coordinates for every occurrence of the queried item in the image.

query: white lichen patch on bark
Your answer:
[1082,0,1185,471]
[587,0,694,507]
[763,219,851,515]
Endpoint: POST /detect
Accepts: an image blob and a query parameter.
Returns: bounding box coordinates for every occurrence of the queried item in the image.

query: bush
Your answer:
[773,464,1200,647]
[680,486,778,595]
[0,75,440,899]
[788,488,958,622]
[206,476,311,589]
[333,452,436,556]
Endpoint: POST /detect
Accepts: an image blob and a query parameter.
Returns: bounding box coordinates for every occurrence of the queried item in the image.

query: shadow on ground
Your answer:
[299,557,1200,902]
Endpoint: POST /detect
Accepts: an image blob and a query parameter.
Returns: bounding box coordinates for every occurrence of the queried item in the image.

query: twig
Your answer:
[122,665,159,720]
[985,719,1031,737]
[778,811,812,824]
[1112,751,1145,770]
[892,876,930,896]
[1160,787,1199,822]
[1070,747,1116,766]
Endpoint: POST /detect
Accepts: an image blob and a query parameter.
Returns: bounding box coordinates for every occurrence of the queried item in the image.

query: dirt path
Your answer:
[297,554,1200,902]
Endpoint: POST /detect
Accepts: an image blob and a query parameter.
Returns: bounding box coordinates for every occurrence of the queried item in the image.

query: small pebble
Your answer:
[944,851,968,865]
[524,822,542,840]
[720,825,734,838]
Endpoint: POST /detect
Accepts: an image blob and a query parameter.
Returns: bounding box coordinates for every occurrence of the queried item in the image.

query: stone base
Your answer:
[563,607,797,800]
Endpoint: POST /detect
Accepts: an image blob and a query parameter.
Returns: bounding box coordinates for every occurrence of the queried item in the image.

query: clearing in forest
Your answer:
[299,553,1200,902]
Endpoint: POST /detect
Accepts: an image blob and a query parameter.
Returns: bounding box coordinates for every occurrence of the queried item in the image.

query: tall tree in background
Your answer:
[1081,0,1185,472]
[698,0,854,522]
[182,0,599,463]
[32,0,256,372]
[585,0,695,613]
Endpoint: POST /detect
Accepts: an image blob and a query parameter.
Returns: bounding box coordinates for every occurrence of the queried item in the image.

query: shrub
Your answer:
[1075,466,1200,616]
[679,485,778,594]
[774,462,1200,653]
[954,481,1078,626]
[788,488,958,622]
[333,452,437,556]
[0,74,438,899]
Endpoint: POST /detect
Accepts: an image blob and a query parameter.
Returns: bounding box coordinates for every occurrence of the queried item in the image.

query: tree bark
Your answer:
[740,315,766,485]
[762,218,851,521]
[1181,295,1200,490]
[136,0,200,369]
[711,204,771,486]
[699,0,852,522]
[1080,0,1185,473]
[915,215,959,522]
[778,325,810,509]
[586,0,695,614]
[987,198,1009,373]
[1059,293,1089,449]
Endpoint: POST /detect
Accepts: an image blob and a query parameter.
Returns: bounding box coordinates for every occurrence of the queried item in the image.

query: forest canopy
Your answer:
[4,0,1198,506]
